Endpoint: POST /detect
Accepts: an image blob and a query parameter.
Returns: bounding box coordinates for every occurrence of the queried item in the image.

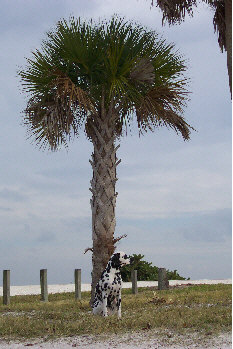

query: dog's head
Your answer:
[110,251,131,269]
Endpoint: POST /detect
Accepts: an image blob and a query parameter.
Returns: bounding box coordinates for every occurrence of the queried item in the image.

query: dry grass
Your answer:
[0,284,231,341]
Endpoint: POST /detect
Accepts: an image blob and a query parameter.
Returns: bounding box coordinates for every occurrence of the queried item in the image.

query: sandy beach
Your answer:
[0,330,231,348]
[0,279,231,296]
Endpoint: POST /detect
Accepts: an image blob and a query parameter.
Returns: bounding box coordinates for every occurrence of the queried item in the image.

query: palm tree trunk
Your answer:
[88,103,120,304]
[225,0,232,97]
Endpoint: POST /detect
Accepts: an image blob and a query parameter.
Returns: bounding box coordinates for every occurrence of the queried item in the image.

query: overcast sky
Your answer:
[0,0,231,286]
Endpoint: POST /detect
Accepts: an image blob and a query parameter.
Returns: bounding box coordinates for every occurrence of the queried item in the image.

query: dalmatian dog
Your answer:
[92,251,132,318]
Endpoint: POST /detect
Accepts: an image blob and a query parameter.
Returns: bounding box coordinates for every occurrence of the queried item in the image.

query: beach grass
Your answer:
[0,284,231,341]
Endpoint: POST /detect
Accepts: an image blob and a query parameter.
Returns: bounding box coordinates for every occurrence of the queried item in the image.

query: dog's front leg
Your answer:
[103,295,108,317]
[117,290,122,319]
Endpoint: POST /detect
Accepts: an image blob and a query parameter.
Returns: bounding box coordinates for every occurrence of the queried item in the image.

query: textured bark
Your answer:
[225,0,232,97]
[88,105,121,304]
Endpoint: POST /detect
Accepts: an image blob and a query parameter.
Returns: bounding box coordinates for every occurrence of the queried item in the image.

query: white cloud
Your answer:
[0,185,90,222]
[116,136,231,218]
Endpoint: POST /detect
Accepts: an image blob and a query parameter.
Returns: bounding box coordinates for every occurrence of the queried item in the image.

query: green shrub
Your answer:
[121,254,189,281]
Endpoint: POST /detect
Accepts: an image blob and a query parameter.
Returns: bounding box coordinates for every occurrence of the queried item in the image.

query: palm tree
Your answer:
[152,0,232,97]
[18,16,192,303]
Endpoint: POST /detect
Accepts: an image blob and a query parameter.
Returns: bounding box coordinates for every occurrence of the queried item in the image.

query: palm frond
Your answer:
[153,0,227,53]
[130,58,155,84]
[53,71,95,112]
[134,85,192,140]
[154,0,197,24]
[212,0,226,52]
[24,89,87,151]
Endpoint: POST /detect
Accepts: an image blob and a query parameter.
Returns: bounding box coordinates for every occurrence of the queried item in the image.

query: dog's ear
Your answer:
[110,253,121,268]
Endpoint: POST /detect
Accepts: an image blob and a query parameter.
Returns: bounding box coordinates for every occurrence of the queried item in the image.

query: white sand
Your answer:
[0,331,232,348]
[0,279,231,296]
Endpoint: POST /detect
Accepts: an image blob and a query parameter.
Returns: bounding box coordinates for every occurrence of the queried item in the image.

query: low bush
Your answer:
[121,254,190,281]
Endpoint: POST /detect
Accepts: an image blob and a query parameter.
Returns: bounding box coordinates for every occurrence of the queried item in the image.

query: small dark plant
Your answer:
[121,254,190,281]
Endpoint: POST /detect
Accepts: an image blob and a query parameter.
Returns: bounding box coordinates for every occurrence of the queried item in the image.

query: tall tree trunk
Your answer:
[225,0,232,97]
[88,103,120,304]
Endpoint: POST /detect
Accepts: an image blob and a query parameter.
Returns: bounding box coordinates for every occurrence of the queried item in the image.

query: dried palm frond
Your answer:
[135,85,192,140]
[24,92,86,151]
[212,0,226,51]
[153,0,227,53]
[53,71,95,112]
[130,58,155,84]
[154,0,197,24]
[23,72,95,150]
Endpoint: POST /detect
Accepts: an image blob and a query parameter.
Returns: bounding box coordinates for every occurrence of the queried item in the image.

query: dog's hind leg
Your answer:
[117,290,122,319]
[103,295,108,317]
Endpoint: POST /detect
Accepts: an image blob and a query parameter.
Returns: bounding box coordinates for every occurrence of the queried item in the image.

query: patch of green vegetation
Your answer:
[0,285,231,341]
[121,254,189,281]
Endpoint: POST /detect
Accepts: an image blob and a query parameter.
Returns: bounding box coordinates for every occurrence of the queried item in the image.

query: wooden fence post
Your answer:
[131,270,138,294]
[74,269,81,300]
[158,268,169,290]
[40,269,48,302]
[3,270,10,305]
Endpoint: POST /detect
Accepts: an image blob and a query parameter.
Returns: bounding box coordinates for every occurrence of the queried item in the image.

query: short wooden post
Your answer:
[3,270,10,305]
[40,269,48,302]
[131,270,138,294]
[74,269,81,300]
[158,268,169,290]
